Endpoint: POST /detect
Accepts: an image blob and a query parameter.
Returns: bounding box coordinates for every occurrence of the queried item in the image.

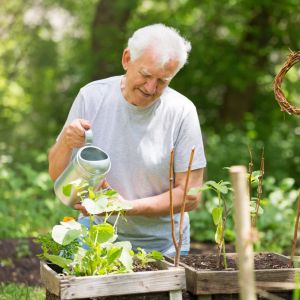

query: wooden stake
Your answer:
[169,148,178,255]
[230,165,256,300]
[169,147,195,267]
[175,147,195,267]
[290,190,300,267]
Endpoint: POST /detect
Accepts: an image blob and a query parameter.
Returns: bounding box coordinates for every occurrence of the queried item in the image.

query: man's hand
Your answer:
[60,118,91,149]
[73,178,129,215]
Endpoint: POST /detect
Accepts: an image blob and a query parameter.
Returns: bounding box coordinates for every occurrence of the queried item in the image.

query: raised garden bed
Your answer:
[41,260,186,300]
[167,252,299,299]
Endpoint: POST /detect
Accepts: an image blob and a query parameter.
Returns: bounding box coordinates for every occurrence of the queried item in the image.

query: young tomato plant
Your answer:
[189,180,232,269]
[38,181,163,276]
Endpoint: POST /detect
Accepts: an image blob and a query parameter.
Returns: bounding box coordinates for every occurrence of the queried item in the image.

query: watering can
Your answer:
[54,129,111,207]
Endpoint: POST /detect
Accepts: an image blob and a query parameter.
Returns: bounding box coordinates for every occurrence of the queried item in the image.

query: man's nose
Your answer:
[144,79,157,95]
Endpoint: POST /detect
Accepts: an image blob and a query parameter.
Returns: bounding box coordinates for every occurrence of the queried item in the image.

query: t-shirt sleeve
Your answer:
[173,105,206,172]
[56,91,85,142]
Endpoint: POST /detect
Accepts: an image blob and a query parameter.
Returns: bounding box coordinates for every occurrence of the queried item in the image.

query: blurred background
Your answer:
[1,0,300,253]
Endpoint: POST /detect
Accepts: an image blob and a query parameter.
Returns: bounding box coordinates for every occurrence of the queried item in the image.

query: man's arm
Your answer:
[74,168,204,216]
[48,119,91,181]
[127,168,204,216]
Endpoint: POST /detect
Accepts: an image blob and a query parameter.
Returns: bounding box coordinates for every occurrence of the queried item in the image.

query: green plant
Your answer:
[190,180,232,268]
[38,181,163,276]
[135,247,163,268]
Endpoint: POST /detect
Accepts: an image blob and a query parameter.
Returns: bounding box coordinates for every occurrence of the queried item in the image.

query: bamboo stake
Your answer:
[290,190,300,267]
[169,147,195,267]
[175,147,195,267]
[230,165,256,300]
[169,148,178,252]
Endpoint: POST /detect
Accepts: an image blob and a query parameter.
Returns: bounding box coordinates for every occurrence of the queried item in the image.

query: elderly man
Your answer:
[48,23,206,256]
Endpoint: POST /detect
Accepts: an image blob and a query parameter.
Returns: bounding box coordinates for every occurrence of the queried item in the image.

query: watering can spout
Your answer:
[54,129,111,206]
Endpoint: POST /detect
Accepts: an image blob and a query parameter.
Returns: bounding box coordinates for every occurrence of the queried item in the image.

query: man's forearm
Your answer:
[127,186,200,217]
[48,141,73,181]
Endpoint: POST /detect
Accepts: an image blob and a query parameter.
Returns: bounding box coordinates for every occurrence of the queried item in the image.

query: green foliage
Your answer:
[135,247,164,268]
[0,283,44,300]
[190,175,299,253]
[38,183,163,276]
[0,159,77,238]
[37,233,79,260]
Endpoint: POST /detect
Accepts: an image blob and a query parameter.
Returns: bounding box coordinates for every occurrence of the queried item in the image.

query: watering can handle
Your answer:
[85,129,93,145]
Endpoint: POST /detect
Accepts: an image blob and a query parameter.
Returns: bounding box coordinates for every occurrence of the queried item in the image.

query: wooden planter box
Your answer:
[168,253,300,298]
[40,260,186,300]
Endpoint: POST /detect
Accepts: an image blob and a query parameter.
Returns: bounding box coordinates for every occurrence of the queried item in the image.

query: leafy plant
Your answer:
[38,182,163,276]
[135,247,163,268]
[190,180,232,268]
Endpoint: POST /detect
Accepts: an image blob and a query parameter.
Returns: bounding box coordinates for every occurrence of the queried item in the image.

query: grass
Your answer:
[0,283,45,300]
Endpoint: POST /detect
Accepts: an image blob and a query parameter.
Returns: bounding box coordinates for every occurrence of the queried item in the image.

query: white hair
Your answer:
[127,23,191,71]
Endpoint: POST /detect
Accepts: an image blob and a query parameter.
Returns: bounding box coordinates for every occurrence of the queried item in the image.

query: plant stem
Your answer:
[175,147,195,267]
[290,190,300,267]
[248,146,254,226]
[253,147,264,227]
[113,212,121,229]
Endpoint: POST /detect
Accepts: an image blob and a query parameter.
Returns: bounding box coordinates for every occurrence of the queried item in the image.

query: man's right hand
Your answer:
[60,118,91,149]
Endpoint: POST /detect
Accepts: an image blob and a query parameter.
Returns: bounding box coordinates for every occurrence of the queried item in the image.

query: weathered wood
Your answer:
[230,165,256,300]
[40,262,62,296]
[179,253,300,295]
[169,290,182,300]
[41,260,185,300]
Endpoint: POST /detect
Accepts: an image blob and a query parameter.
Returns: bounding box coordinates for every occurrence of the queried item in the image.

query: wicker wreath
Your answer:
[273,51,300,116]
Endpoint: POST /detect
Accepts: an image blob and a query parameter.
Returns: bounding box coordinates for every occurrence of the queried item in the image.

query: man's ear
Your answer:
[122,48,131,71]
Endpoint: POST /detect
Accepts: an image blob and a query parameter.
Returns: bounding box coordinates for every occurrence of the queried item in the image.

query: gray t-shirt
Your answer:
[60,75,206,254]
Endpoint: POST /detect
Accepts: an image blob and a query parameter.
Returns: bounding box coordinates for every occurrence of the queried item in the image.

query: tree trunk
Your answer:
[90,0,139,80]
[220,6,272,122]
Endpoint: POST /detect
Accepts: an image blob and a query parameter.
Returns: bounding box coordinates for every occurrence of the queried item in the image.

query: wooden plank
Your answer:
[60,268,186,299]
[40,262,61,296]
[178,253,300,295]
[169,290,182,300]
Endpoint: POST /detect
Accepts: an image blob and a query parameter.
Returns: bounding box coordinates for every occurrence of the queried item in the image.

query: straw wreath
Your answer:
[273,51,300,116]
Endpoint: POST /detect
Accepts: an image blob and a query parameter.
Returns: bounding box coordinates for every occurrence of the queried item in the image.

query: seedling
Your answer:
[189,180,232,268]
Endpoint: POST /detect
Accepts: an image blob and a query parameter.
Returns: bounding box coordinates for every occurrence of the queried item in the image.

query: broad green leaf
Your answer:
[104,189,119,198]
[106,247,122,264]
[149,250,163,261]
[212,207,223,225]
[44,253,72,269]
[62,184,72,197]
[215,222,223,244]
[81,197,108,214]
[207,181,227,194]
[93,223,114,243]
[114,241,133,271]
[52,225,81,245]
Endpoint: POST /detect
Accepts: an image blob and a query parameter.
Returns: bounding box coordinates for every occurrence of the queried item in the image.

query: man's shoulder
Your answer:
[162,87,195,110]
[80,76,121,94]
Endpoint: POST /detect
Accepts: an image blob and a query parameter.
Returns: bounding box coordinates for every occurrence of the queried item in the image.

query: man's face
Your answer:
[121,48,179,107]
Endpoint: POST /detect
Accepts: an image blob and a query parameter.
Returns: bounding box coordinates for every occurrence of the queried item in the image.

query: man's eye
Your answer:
[158,79,167,85]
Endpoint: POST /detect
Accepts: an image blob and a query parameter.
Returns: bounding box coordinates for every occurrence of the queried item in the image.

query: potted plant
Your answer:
[170,160,300,298]
[38,181,186,300]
